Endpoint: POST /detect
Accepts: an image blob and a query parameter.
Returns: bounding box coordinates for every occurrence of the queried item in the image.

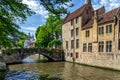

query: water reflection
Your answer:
[8,62,120,80]
[5,71,39,80]
[22,57,36,63]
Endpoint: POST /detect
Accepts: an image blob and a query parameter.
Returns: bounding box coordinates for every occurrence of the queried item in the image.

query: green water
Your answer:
[8,62,120,80]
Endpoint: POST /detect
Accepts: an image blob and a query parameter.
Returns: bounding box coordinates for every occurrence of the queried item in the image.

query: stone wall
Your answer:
[65,42,120,70]
[0,52,7,80]
[2,48,64,64]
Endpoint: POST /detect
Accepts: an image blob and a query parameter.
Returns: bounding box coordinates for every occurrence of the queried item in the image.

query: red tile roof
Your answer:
[98,7,119,24]
[63,4,86,24]
[82,7,120,30]
[82,18,93,30]
[97,6,105,15]
[82,6,105,30]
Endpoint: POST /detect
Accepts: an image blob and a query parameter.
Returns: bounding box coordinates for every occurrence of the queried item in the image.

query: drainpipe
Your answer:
[73,24,76,62]
[113,15,118,64]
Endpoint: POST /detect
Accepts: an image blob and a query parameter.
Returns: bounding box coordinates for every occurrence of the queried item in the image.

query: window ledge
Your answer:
[99,34,104,36]
[106,33,112,35]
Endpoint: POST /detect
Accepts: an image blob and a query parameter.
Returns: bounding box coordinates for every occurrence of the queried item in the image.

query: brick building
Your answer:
[62,0,120,70]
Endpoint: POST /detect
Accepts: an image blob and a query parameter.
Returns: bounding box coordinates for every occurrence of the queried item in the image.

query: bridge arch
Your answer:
[2,48,64,64]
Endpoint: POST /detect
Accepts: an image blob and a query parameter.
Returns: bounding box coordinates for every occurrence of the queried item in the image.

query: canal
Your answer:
[6,61,120,80]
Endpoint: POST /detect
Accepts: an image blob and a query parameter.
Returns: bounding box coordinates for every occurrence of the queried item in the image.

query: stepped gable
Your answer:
[63,4,87,24]
[82,6,105,30]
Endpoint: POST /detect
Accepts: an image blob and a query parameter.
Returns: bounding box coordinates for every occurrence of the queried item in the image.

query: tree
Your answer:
[40,0,73,15]
[35,25,54,48]
[0,0,34,48]
[17,32,27,48]
[35,14,63,48]
[46,14,63,39]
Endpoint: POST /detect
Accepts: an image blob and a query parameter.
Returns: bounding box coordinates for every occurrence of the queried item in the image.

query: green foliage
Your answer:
[0,0,34,48]
[46,14,63,39]
[35,14,63,48]
[35,25,54,48]
[16,32,27,48]
[40,0,73,15]
[17,40,24,48]
[48,39,62,48]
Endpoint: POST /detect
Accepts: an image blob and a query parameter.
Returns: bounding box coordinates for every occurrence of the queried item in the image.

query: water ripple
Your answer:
[5,70,39,80]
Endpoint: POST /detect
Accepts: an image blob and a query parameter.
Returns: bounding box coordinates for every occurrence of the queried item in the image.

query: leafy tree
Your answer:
[35,25,54,48]
[0,0,34,48]
[40,0,73,15]
[48,39,62,48]
[35,14,63,48]
[46,14,63,39]
[16,32,27,48]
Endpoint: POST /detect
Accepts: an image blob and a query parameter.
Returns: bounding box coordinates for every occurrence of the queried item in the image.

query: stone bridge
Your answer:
[2,48,64,64]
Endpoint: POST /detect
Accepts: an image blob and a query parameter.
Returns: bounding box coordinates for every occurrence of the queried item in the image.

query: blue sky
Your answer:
[20,0,120,35]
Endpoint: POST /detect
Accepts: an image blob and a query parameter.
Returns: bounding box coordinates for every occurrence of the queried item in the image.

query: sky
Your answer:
[20,0,120,35]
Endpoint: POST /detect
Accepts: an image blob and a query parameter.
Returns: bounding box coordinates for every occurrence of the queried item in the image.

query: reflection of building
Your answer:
[62,0,120,69]
[24,33,35,48]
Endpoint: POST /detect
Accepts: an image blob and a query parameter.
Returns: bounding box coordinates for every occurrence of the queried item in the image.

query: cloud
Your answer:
[22,0,48,18]
[100,0,120,11]
[92,0,120,11]
[21,26,36,33]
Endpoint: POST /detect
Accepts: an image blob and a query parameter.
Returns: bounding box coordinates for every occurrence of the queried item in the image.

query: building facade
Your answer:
[62,0,120,70]
[24,33,35,48]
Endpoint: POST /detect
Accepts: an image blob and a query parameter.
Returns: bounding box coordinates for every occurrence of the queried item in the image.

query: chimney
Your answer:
[94,10,98,23]
[93,10,98,43]
[86,0,91,4]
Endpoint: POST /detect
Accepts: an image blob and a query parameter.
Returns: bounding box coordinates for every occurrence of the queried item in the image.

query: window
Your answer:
[106,41,112,52]
[71,29,74,37]
[83,43,87,52]
[99,41,104,52]
[86,30,90,37]
[76,52,79,58]
[67,53,69,56]
[76,39,79,48]
[76,17,78,24]
[118,39,120,50]
[71,19,74,25]
[76,28,79,36]
[66,41,68,49]
[99,27,104,35]
[88,43,92,52]
[70,53,73,57]
[71,40,74,49]
[106,24,112,33]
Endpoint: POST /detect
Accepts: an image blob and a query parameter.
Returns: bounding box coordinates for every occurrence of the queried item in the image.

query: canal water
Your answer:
[6,61,120,80]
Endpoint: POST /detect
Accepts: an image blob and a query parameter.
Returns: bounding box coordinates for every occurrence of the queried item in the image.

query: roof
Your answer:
[98,7,119,24]
[82,7,120,30]
[82,6,105,30]
[82,18,93,30]
[97,6,105,15]
[63,4,86,24]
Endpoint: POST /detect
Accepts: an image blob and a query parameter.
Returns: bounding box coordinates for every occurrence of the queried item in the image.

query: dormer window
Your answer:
[71,19,74,25]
